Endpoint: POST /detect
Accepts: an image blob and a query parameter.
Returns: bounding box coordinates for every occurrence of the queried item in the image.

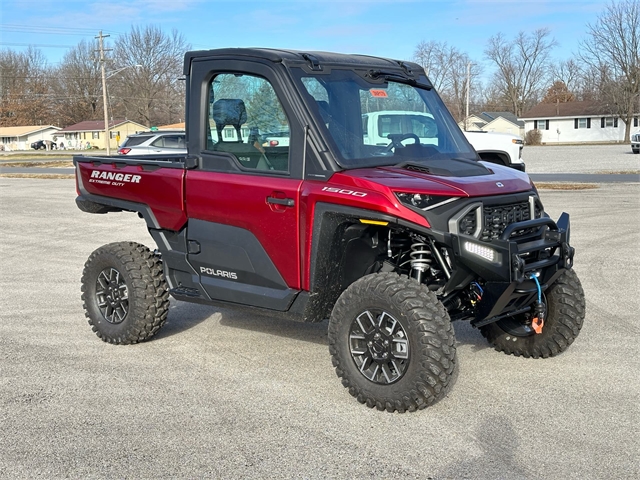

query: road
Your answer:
[0,178,638,479]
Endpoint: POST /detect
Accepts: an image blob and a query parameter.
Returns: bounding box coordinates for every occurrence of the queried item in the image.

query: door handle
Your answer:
[267,196,295,207]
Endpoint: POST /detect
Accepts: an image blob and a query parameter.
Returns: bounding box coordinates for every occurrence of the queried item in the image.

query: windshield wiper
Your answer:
[367,70,432,90]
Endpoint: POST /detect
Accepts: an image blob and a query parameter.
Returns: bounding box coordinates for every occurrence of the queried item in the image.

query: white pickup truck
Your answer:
[631,131,640,154]
[362,111,525,171]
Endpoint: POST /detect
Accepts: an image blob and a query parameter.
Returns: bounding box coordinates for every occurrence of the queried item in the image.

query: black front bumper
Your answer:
[446,213,574,324]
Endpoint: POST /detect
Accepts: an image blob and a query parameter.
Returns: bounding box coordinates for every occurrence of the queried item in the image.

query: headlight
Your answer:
[395,192,457,211]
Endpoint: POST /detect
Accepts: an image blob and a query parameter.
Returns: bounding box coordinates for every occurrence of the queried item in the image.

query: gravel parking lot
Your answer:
[523,143,640,174]
[0,176,638,479]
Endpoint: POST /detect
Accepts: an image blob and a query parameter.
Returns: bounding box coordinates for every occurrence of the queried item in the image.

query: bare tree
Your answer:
[446,54,483,123]
[0,47,52,126]
[413,41,482,122]
[112,25,190,127]
[484,29,557,116]
[474,81,512,113]
[413,40,456,91]
[52,39,105,125]
[550,59,582,94]
[580,0,640,142]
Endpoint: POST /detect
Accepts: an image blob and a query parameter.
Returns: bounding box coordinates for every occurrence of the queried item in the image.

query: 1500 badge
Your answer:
[322,186,367,197]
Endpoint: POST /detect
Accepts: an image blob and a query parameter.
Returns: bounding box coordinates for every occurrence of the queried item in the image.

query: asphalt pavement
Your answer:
[0,175,638,478]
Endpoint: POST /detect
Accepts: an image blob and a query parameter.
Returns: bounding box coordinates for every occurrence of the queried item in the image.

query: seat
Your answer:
[211,99,267,169]
[212,99,248,143]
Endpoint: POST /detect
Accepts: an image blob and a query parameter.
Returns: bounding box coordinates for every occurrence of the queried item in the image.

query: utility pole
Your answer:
[96,31,112,155]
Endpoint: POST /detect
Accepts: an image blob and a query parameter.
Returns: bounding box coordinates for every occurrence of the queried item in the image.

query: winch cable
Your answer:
[528,273,545,334]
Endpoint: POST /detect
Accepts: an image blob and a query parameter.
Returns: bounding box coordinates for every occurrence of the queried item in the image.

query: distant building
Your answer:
[56,119,147,149]
[158,122,185,130]
[459,112,524,137]
[0,125,61,151]
[519,101,631,144]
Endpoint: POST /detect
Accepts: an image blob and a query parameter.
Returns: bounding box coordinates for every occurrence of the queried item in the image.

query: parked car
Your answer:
[31,140,57,150]
[117,130,186,155]
[631,131,640,154]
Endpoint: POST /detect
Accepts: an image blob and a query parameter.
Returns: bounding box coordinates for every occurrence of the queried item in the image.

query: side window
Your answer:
[207,73,290,172]
[160,135,185,148]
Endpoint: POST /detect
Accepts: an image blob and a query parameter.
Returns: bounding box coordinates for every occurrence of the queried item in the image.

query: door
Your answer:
[185,70,302,311]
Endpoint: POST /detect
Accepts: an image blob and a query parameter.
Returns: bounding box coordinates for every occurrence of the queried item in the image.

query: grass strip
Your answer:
[0,173,74,179]
[1,160,74,168]
[535,183,599,190]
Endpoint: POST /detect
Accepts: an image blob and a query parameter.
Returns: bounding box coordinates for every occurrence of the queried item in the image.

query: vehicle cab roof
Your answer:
[183,47,422,76]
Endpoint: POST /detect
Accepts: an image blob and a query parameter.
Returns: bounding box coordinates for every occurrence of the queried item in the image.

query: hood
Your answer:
[341,161,533,197]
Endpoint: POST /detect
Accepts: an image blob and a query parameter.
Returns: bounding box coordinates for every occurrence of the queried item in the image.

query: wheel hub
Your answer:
[367,332,391,359]
[349,310,409,385]
[95,267,129,324]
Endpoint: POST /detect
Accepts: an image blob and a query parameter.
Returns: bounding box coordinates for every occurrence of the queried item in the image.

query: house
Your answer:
[0,125,61,151]
[56,119,147,150]
[459,112,524,137]
[158,122,185,130]
[519,101,629,144]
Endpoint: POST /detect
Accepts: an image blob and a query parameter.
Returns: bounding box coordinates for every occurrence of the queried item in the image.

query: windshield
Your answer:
[291,68,477,169]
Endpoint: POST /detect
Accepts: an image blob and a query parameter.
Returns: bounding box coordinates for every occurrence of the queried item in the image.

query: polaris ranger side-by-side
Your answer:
[74,49,585,412]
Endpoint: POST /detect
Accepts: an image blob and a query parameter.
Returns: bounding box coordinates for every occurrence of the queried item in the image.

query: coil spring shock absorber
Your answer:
[410,241,433,283]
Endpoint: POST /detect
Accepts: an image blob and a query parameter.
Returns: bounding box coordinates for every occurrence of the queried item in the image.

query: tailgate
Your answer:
[75,157,187,231]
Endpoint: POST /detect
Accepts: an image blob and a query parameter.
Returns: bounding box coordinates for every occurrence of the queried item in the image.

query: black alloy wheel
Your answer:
[329,272,457,413]
[95,267,129,324]
[348,309,409,384]
[81,242,170,344]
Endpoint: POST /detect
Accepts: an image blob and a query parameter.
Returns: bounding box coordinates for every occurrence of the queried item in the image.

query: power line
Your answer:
[0,24,123,36]
[0,42,75,48]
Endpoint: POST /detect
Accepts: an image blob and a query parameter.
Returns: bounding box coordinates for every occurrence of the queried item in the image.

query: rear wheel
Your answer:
[81,242,169,344]
[328,273,457,412]
[480,269,585,358]
[633,149,639,154]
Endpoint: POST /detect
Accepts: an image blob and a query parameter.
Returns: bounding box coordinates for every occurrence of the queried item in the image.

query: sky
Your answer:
[1,0,609,70]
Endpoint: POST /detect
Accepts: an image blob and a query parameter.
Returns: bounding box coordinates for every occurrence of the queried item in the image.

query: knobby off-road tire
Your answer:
[328,273,457,413]
[81,242,170,344]
[480,269,585,358]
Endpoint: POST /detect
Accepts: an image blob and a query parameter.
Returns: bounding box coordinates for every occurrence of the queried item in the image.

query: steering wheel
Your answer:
[384,133,420,153]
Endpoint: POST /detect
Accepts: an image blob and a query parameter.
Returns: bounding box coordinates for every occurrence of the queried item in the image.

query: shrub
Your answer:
[525,129,542,145]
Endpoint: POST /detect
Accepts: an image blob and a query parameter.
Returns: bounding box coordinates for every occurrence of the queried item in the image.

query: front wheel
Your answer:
[328,273,457,413]
[480,269,585,358]
[81,242,170,344]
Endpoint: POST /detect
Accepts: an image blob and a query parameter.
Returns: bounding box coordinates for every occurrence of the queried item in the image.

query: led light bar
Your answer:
[464,241,496,262]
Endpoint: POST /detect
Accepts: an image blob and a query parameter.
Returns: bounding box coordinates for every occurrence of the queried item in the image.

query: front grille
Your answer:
[451,196,544,241]
[480,202,531,241]
[460,211,477,236]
